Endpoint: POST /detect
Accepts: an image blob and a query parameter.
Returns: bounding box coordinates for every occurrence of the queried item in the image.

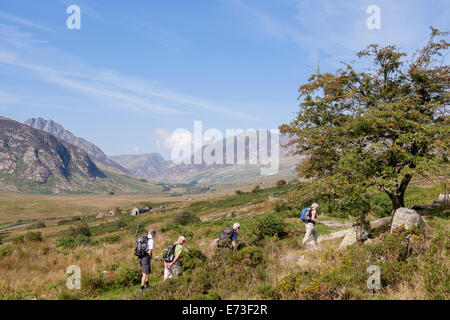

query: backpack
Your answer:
[134,235,148,257]
[301,208,312,223]
[217,228,235,248]
[162,243,178,262]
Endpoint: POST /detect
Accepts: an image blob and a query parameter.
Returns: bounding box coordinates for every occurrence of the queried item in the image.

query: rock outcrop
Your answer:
[25,118,129,174]
[0,116,105,193]
[390,207,424,233]
[337,217,392,249]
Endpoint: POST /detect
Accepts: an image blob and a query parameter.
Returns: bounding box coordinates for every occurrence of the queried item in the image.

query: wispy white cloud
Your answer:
[229,0,450,69]
[121,16,187,50]
[0,22,259,120]
[0,10,54,32]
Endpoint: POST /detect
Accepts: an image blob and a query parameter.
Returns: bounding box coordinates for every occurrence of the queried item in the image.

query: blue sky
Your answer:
[0,0,448,158]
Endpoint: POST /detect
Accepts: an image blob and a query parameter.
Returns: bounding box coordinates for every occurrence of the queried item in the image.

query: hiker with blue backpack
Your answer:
[163,236,186,281]
[301,203,322,247]
[134,228,156,293]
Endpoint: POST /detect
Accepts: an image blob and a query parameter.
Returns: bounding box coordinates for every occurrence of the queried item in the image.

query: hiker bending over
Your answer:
[163,236,186,281]
[301,203,322,247]
[216,222,240,250]
[134,228,156,293]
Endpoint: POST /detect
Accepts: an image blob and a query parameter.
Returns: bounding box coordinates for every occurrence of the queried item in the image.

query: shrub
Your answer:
[246,214,287,244]
[252,185,261,193]
[10,235,24,244]
[24,232,42,242]
[99,234,121,244]
[274,201,291,212]
[235,190,244,195]
[233,246,265,268]
[126,220,146,236]
[56,235,97,249]
[115,216,128,229]
[113,261,142,288]
[0,245,14,257]
[276,179,287,187]
[173,211,200,226]
[160,224,181,233]
[182,248,207,272]
[68,222,91,237]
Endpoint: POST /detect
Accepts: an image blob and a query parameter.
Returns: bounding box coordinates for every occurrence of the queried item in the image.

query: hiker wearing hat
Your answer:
[301,203,322,247]
[163,236,186,281]
[216,222,240,250]
[134,228,156,293]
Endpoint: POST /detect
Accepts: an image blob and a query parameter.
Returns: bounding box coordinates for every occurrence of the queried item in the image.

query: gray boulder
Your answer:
[338,225,370,250]
[390,207,424,233]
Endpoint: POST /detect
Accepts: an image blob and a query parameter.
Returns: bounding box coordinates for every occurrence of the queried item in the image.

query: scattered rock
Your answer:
[369,217,391,230]
[321,220,346,228]
[318,229,349,243]
[151,206,165,213]
[390,207,424,233]
[268,192,282,202]
[338,224,370,250]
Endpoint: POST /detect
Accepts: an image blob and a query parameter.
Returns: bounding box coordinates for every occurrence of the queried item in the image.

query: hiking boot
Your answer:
[140,286,146,293]
[144,282,149,289]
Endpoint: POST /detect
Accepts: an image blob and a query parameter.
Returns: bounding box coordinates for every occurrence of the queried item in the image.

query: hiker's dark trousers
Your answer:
[138,254,151,274]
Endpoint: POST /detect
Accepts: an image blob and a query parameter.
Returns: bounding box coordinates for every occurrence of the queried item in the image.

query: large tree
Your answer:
[280,28,449,214]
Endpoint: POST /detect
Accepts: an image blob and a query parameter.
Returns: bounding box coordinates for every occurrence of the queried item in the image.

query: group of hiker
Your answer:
[134,203,321,292]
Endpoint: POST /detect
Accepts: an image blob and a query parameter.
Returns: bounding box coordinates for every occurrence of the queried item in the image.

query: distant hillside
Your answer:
[152,130,302,183]
[25,118,129,174]
[0,116,160,194]
[114,131,302,184]
[110,153,174,179]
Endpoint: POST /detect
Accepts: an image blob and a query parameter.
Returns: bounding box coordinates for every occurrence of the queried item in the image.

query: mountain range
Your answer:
[0,115,301,193]
[0,116,160,194]
[25,118,129,174]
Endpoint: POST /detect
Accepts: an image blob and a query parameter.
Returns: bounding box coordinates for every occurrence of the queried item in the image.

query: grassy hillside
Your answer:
[0,180,448,300]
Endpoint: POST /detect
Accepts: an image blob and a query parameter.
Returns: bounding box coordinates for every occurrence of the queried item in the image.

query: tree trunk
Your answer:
[388,174,412,215]
[389,192,405,215]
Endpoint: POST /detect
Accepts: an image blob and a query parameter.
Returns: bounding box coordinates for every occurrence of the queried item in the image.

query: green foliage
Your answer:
[68,222,91,237]
[82,260,141,294]
[0,245,13,257]
[235,190,244,195]
[232,246,265,268]
[125,220,146,236]
[99,234,121,244]
[160,224,182,233]
[246,214,287,244]
[134,246,266,300]
[23,232,42,242]
[273,200,294,213]
[172,211,200,226]
[182,247,207,271]
[276,227,431,300]
[280,28,450,214]
[10,235,24,244]
[56,235,97,249]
